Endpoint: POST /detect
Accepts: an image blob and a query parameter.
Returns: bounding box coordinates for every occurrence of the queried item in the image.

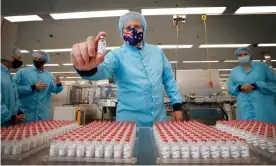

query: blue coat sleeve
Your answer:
[255,63,276,95]
[161,49,183,105]
[81,51,118,80]
[50,74,64,94]
[13,70,33,96]
[228,71,239,96]
[1,94,12,123]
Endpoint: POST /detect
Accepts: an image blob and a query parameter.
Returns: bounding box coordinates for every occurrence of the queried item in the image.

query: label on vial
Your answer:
[114,144,123,158]
[240,144,250,158]
[181,144,190,158]
[171,145,180,159]
[95,144,103,158]
[201,145,210,159]
[267,141,276,153]
[76,146,85,157]
[97,41,106,55]
[67,145,76,157]
[251,136,259,146]
[245,134,252,144]
[160,144,170,159]
[49,145,58,157]
[259,138,267,150]
[191,146,200,159]
[4,145,12,155]
[86,145,94,158]
[220,144,230,158]
[210,145,220,159]
[12,144,22,155]
[230,145,240,158]
[58,146,67,157]
[123,144,131,159]
[104,144,113,158]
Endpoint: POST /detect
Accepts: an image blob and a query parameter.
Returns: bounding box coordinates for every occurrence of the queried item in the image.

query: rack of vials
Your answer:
[1,120,78,160]
[152,121,254,164]
[216,120,276,161]
[44,121,137,164]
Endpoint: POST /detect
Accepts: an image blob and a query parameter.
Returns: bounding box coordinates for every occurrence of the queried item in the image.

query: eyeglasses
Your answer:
[123,25,143,31]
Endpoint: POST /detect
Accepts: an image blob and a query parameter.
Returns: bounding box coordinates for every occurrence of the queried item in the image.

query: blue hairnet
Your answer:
[13,47,22,56]
[32,51,50,62]
[235,47,252,58]
[119,11,147,37]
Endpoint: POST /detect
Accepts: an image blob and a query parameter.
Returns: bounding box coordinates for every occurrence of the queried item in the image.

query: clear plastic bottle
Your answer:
[239,138,250,158]
[170,139,180,159]
[95,138,104,158]
[229,139,240,158]
[4,137,14,155]
[58,138,67,157]
[104,139,114,158]
[30,133,38,149]
[160,139,170,159]
[190,139,200,159]
[200,139,210,159]
[12,137,22,155]
[67,138,77,157]
[251,133,259,147]
[267,137,276,153]
[85,138,95,158]
[97,36,106,55]
[180,139,190,159]
[114,139,123,159]
[220,139,230,159]
[76,138,85,158]
[258,136,267,150]
[210,139,220,159]
[49,137,59,157]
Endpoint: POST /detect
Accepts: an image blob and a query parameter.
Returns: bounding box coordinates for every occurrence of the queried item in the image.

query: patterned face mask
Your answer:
[123,28,143,46]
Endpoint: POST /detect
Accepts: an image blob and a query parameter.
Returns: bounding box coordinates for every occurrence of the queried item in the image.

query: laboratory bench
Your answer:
[2,127,276,165]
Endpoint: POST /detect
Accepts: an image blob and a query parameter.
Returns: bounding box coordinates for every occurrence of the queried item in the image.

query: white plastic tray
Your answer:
[1,143,50,161]
[249,144,276,161]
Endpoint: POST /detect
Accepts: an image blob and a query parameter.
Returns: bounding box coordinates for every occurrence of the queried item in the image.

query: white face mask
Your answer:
[238,56,251,64]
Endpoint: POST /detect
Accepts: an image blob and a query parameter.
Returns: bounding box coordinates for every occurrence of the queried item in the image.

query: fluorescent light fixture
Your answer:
[50,10,129,20]
[182,61,219,63]
[66,77,81,79]
[60,77,65,79]
[51,71,76,74]
[33,48,72,53]
[25,64,33,67]
[106,47,120,50]
[62,63,73,66]
[258,43,276,47]
[11,73,16,75]
[272,60,276,62]
[158,45,193,49]
[218,69,232,71]
[224,60,239,63]
[169,61,179,63]
[199,44,250,48]
[252,60,261,62]
[235,6,276,14]
[142,7,226,15]
[265,56,271,59]
[177,69,204,71]
[20,50,30,53]
[4,15,43,22]
[26,64,59,67]
[220,74,230,77]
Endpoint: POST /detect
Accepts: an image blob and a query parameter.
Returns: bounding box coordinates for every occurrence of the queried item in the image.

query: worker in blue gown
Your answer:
[70,11,184,126]
[1,48,25,126]
[13,51,63,122]
[228,47,276,123]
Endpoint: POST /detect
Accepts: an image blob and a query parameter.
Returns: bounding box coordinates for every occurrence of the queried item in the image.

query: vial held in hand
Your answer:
[97,36,106,55]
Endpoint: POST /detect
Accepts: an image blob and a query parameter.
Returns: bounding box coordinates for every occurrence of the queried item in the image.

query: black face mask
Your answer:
[12,58,23,69]
[33,59,45,68]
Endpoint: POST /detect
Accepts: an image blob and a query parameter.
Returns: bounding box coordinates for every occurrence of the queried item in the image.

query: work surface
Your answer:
[1,127,276,165]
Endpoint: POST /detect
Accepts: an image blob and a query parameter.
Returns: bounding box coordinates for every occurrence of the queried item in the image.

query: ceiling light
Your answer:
[218,69,232,71]
[169,61,178,63]
[258,43,276,47]
[265,56,271,59]
[20,50,30,53]
[60,77,65,79]
[224,60,239,63]
[142,7,226,15]
[66,77,81,79]
[50,10,129,20]
[182,61,219,63]
[62,63,73,66]
[51,71,76,74]
[177,69,204,71]
[220,74,230,77]
[4,15,43,22]
[252,60,261,62]
[235,6,276,14]
[33,48,72,52]
[106,47,120,50]
[11,73,16,75]
[26,64,59,67]
[199,44,250,48]
[158,45,193,49]
[25,64,33,67]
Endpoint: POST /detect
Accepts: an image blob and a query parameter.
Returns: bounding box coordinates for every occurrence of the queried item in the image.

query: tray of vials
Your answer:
[152,121,257,164]
[1,120,78,160]
[216,120,276,161]
[42,121,138,164]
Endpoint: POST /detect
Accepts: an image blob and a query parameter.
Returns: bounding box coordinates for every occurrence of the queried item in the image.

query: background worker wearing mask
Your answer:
[1,48,25,126]
[228,47,276,123]
[13,51,63,122]
[71,11,184,126]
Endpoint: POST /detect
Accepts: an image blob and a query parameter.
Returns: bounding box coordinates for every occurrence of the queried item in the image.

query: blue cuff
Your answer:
[172,103,182,111]
[251,83,258,90]
[237,85,242,92]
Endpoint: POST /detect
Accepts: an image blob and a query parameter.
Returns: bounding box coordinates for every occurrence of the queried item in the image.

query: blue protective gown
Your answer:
[80,43,183,126]
[228,62,276,123]
[13,66,63,122]
[1,64,24,125]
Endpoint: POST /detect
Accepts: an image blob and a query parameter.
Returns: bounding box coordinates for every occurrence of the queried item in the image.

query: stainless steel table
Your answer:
[2,127,276,165]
